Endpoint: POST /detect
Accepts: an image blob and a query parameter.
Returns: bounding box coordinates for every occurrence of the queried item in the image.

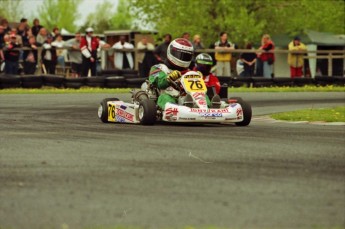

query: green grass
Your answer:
[271,106,345,122]
[0,85,344,94]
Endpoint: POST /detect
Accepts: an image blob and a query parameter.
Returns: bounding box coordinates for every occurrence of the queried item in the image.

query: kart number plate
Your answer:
[183,78,207,93]
[108,104,116,122]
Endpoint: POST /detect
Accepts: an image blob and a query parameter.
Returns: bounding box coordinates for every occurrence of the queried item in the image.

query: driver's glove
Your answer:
[167,70,181,82]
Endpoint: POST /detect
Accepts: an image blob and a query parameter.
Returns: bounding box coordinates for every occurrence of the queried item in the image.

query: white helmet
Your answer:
[167,38,194,69]
[85,27,94,33]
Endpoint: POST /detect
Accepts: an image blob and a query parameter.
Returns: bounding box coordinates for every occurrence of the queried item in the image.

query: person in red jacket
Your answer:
[80,27,99,77]
[257,34,275,78]
[194,53,221,95]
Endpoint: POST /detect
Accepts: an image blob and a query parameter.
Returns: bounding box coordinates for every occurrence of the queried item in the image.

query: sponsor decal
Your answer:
[178,117,196,121]
[165,107,178,116]
[236,108,243,117]
[225,118,238,120]
[116,116,126,123]
[230,103,237,108]
[120,105,127,110]
[165,107,179,121]
[198,99,207,106]
[192,92,205,99]
[184,75,201,79]
[190,108,229,113]
[116,108,134,122]
[200,113,222,117]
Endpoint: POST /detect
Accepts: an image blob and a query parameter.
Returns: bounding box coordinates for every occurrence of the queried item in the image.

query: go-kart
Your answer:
[98,71,252,126]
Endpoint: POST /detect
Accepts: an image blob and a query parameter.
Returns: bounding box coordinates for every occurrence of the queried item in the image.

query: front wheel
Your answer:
[138,99,157,125]
[98,98,119,123]
[230,97,252,126]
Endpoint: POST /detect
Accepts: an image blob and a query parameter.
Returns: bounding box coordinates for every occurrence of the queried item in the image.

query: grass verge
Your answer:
[271,106,345,122]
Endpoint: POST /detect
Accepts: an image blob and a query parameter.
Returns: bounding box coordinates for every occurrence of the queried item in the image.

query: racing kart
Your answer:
[98,71,252,126]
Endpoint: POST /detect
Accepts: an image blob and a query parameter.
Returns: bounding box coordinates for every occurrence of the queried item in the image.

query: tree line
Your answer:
[1,0,344,47]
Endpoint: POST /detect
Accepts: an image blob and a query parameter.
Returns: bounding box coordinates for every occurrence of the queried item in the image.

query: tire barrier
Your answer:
[0,73,344,89]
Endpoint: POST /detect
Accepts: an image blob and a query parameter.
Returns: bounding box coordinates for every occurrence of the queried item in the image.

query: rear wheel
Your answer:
[230,97,252,126]
[98,98,119,123]
[138,99,156,125]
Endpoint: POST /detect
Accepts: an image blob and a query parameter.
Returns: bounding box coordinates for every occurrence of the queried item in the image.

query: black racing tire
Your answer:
[98,98,119,123]
[138,99,156,125]
[230,97,252,126]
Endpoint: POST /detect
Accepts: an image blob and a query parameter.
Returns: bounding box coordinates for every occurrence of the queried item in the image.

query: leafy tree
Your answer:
[0,0,23,22]
[80,0,133,33]
[129,0,344,47]
[37,0,82,32]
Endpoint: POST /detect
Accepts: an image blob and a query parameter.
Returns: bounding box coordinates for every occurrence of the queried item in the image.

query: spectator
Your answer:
[111,35,134,70]
[192,34,204,51]
[257,34,275,78]
[191,34,205,68]
[240,43,257,77]
[65,32,82,77]
[52,34,66,72]
[41,34,57,74]
[0,25,5,47]
[31,18,43,38]
[236,59,244,77]
[137,36,155,77]
[17,18,29,46]
[154,33,172,63]
[0,18,11,34]
[96,36,110,75]
[36,27,48,45]
[52,27,60,38]
[214,32,234,77]
[3,33,20,74]
[80,27,99,77]
[10,28,23,47]
[23,35,40,74]
[288,36,307,78]
[181,32,190,41]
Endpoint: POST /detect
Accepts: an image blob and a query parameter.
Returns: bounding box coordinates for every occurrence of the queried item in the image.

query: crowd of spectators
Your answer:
[0,16,308,79]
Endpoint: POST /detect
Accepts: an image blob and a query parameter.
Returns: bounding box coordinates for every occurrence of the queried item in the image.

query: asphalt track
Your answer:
[0,92,344,229]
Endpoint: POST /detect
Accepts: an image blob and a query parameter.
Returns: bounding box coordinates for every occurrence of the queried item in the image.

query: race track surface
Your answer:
[0,92,344,229]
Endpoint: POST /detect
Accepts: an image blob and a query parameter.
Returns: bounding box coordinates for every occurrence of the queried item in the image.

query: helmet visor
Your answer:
[170,48,193,62]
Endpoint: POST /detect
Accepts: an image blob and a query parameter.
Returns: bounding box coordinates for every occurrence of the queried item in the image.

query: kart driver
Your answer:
[148,38,220,110]
[194,53,221,95]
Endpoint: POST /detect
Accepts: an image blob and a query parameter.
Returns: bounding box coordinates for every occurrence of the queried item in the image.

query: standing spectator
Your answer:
[240,43,257,77]
[41,34,57,74]
[96,36,110,75]
[181,32,190,41]
[0,18,11,34]
[137,36,155,77]
[52,27,60,38]
[52,34,66,72]
[31,18,43,38]
[154,33,172,63]
[23,35,40,74]
[288,36,307,78]
[0,27,4,68]
[214,32,234,77]
[17,18,29,46]
[80,27,99,77]
[112,35,134,70]
[192,34,204,51]
[36,27,48,45]
[3,33,20,74]
[65,32,82,77]
[257,34,275,78]
[10,28,23,47]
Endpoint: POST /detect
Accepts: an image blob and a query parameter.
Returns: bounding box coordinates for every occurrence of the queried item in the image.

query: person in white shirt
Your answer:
[112,35,134,70]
